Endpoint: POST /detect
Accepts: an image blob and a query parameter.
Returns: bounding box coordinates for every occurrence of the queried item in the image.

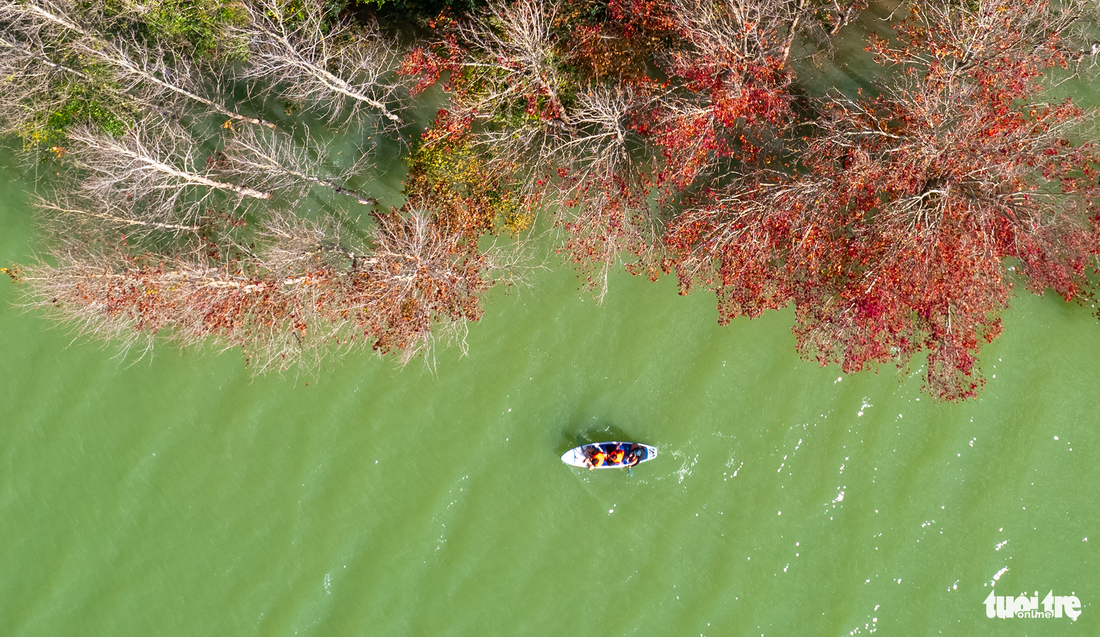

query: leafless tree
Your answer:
[218,126,378,205]
[541,85,663,297]
[0,0,86,43]
[428,0,654,194]
[0,0,274,130]
[472,82,652,200]
[561,86,650,176]
[72,34,274,128]
[64,119,271,227]
[34,191,204,244]
[398,0,574,186]
[236,0,408,128]
[0,31,91,137]
[258,207,528,366]
[1,0,526,375]
[453,0,566,121]
[15,207,517,373]
[872,0,1100,81]
[671,0,821,66]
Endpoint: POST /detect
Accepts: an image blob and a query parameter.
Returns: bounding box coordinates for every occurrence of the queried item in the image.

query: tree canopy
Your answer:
[3,0,1100,399]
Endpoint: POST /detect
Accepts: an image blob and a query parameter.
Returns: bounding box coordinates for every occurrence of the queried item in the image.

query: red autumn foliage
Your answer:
[663,0,1100,399]
[399,45,460,96]
[399,0,849,296]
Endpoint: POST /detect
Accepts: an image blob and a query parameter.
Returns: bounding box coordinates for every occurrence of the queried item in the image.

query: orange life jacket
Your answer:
[610,449,625,464]
[592,451,607,467]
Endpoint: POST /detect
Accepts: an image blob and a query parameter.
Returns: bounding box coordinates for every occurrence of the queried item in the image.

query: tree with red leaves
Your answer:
[664,0,1100,399]
[399,0,662,293]
[400,0,867,295]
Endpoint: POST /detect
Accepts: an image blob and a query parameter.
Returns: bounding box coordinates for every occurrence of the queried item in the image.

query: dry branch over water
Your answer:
[17,209,511,372]
[235,0,410,128]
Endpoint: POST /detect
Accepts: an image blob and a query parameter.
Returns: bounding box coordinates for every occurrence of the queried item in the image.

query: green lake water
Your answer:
[2,6,1099,636]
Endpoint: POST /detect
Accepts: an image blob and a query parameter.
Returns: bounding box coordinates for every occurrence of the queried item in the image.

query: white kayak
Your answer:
[561,441,658,469]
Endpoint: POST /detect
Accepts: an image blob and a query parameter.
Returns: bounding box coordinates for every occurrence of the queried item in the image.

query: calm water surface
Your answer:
[1,7,1098,636]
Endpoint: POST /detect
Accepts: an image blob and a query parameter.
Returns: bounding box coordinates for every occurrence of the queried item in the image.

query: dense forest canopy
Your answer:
[2,0,1099,399]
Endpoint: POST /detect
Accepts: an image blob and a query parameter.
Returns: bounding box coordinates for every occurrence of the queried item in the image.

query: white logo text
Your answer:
[983,591,1081,621]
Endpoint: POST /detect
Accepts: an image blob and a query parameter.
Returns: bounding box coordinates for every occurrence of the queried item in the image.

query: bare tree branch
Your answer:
[236,0,408,128]
[219,126,378,205]
[65,119,271,227]
[14,208,511,373]
[0,0,275,129]
[35,192,203,235]
[0,31,89,137]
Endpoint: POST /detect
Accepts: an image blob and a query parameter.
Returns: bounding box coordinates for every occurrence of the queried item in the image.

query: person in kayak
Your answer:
[586,446,609,470]
[609,444,625,465]
[625,448,642,467]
